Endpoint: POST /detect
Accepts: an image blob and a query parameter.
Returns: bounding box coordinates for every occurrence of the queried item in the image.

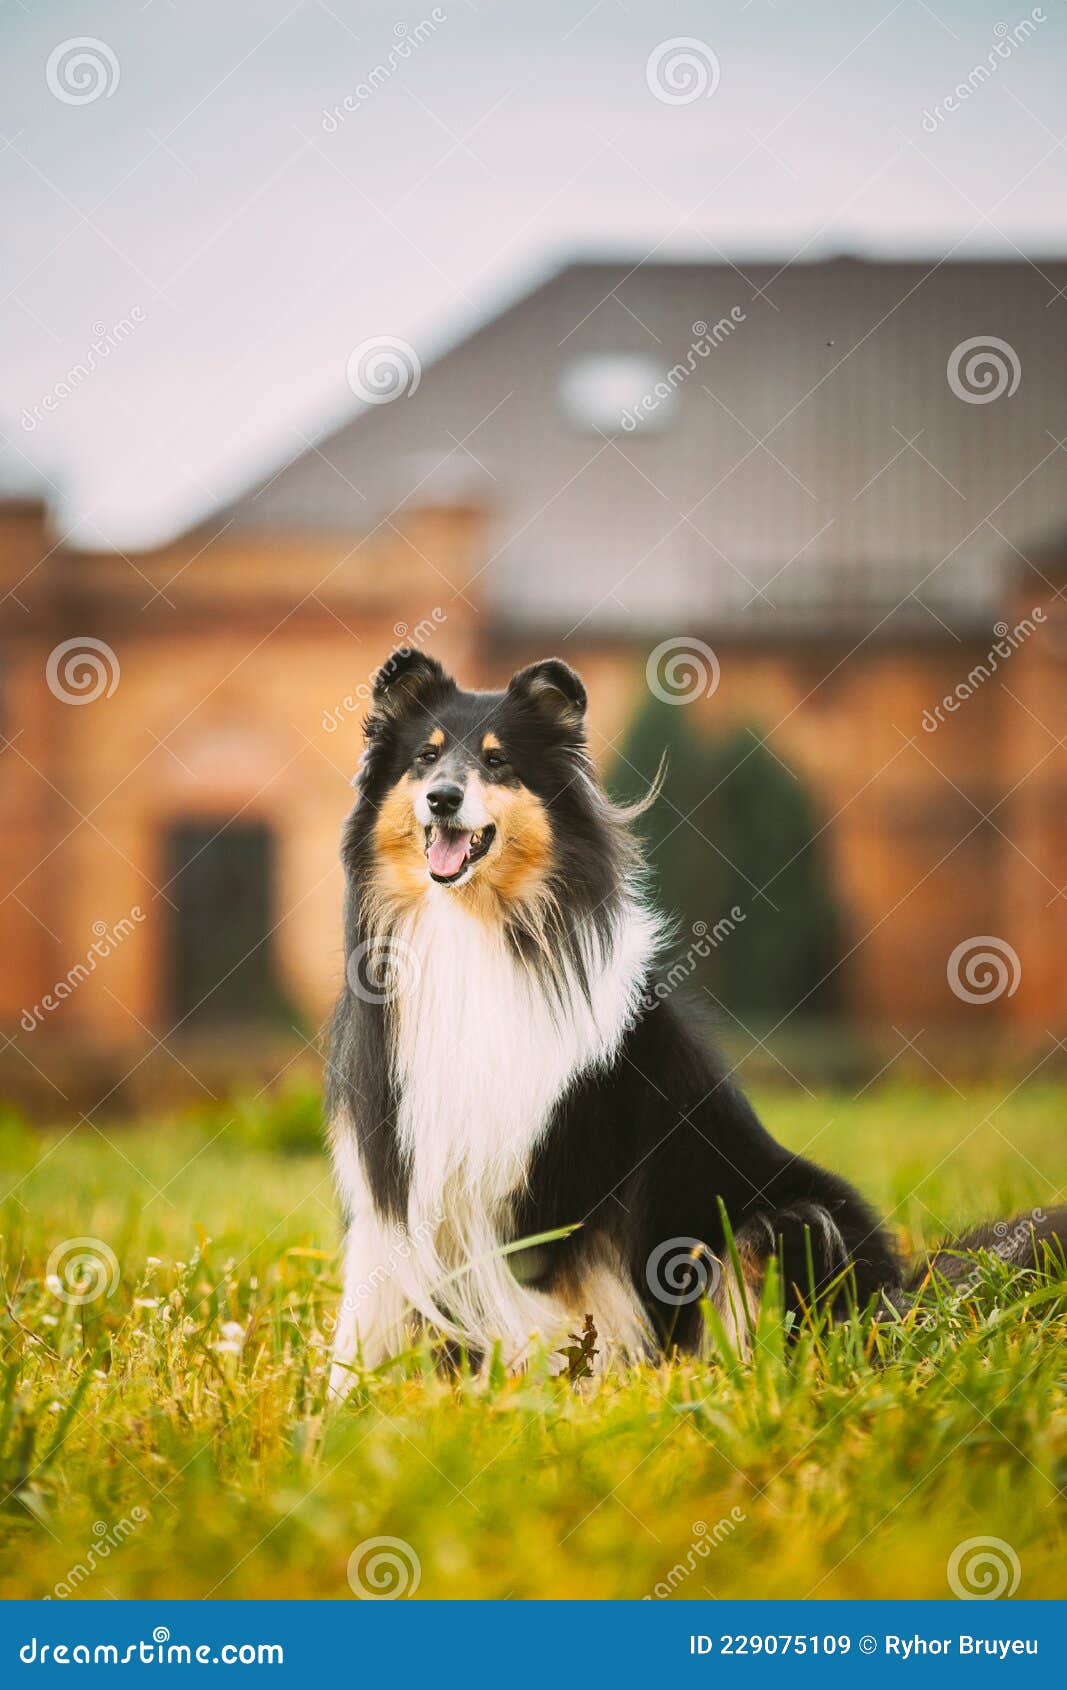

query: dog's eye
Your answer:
[484,751,507,770]
[418,746,440,764]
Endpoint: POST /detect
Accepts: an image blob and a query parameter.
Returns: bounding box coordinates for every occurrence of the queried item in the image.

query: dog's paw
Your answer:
[738,1201,850,1302]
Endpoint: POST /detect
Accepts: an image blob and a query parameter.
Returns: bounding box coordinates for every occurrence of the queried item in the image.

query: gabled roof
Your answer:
[220,255,1067,637]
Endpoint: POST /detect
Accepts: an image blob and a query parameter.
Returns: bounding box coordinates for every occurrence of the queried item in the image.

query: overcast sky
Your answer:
[2,0,1065,546]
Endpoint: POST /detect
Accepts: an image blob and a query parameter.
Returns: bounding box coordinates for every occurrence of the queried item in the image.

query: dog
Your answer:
[326,649,1065,1395]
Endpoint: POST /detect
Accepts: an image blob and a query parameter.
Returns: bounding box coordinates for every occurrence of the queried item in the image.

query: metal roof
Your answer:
[221,256,1067,637]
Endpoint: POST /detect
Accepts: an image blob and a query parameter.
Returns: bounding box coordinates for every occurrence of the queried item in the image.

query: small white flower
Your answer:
[213,1319,246,1356]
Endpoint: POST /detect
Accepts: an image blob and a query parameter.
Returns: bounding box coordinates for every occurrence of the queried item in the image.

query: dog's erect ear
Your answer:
[507,658,587,729]
[369,649,451,722]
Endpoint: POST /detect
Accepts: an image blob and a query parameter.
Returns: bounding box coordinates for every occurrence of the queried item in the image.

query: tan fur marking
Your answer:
[428,727,445,747]
[369,776,429,920]
[555,1236,653,1368]
[482,784,552,902]
[482,732,501,752]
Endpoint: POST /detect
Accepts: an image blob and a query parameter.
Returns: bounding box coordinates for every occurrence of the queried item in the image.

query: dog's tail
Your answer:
[908,1205,1067,1289]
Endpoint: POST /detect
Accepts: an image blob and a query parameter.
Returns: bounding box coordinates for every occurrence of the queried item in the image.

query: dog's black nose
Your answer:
[426,784,464,818]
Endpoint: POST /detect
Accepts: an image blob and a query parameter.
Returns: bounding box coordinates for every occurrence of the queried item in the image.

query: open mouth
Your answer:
[424,824,496,884]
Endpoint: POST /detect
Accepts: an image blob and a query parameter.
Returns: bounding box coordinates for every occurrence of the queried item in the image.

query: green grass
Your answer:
[0,1082,1064,1600]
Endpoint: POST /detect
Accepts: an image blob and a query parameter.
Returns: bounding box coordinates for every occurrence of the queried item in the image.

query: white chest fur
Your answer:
[390,890,654,1232]
[334,889,660,1369]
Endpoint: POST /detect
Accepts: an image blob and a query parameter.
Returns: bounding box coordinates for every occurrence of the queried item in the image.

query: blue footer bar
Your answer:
[1,1600,1061,1681]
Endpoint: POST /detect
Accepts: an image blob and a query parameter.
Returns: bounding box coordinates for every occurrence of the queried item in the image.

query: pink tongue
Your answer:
[428,829,472,879]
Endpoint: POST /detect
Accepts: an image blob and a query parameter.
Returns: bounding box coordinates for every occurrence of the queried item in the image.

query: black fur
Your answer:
[509,989,903,1342]
[327,651,1064,1355]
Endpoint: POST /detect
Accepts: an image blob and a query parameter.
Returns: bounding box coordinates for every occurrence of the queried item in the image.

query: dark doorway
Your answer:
[165,821,294,1029]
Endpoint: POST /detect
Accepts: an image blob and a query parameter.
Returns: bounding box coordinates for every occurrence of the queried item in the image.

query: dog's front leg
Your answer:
[328,1212,411,1400]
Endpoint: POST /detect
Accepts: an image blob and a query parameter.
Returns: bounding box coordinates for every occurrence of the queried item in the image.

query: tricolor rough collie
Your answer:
[326,649,1064,1395]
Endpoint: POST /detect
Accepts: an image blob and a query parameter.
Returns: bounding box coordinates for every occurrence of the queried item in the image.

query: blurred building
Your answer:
[2,256,1065,1110]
